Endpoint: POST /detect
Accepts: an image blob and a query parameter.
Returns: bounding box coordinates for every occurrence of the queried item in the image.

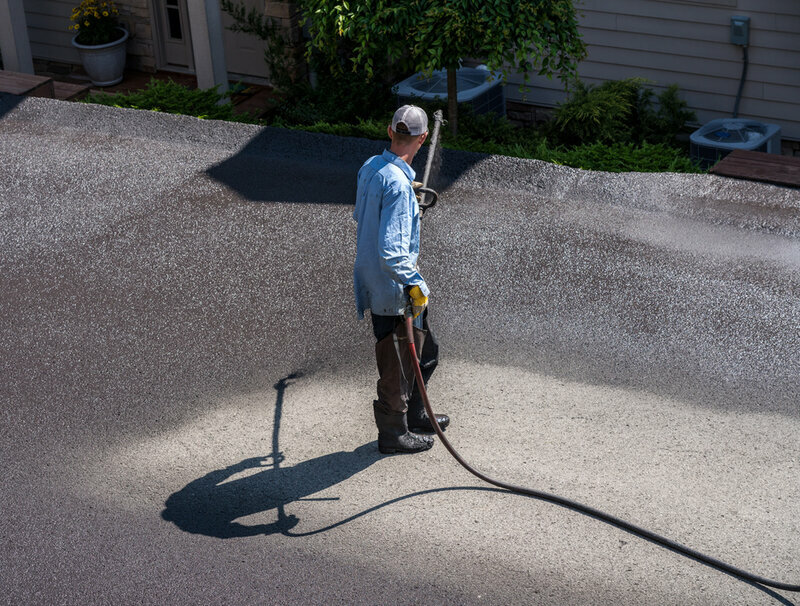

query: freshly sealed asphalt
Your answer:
[1,95,799,605]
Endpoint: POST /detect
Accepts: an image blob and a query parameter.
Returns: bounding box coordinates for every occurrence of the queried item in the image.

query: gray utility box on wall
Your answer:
[730,15,750,46]
[690,118,781,169]
[394,66,505,116]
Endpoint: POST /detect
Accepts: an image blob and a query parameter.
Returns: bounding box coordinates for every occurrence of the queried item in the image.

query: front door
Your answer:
[156,0,194,70]
[155,0,271,81]
[220,0,270,81]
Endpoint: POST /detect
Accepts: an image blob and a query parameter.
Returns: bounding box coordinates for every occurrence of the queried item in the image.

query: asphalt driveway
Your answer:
[1,95,799,605]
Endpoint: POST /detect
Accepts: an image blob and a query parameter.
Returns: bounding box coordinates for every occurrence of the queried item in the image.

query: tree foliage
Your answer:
[304,0,584,80]
[302,0,586,133]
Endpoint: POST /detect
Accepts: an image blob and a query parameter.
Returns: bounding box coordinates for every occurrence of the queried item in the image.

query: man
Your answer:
[353,105,450,455]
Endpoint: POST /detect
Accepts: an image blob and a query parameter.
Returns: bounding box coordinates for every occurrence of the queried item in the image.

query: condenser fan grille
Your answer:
[706,121,767,144]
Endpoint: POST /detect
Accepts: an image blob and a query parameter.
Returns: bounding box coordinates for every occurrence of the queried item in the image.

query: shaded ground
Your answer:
[1,95,799,605]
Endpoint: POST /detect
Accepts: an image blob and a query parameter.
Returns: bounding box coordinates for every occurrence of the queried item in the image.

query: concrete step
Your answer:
[0,70,55,98]
[53,80,92,101]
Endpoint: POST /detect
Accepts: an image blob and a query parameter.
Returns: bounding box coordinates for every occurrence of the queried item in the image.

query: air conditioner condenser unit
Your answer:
[690,118,781,169]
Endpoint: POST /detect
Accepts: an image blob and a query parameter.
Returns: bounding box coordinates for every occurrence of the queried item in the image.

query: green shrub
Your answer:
[272,117,387,140]
[448,107,542,147]
[80,74,702,174]
[550,78,696,147]
[641,84,697,145]
[549,78,641,146]
[265,66,396,126]
[83,78,259,123]
[550,141,702,173]
[291,117,702,173]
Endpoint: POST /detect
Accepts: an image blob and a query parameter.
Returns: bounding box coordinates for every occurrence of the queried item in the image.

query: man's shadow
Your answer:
[161,443,380,538]
[162,372,382,538]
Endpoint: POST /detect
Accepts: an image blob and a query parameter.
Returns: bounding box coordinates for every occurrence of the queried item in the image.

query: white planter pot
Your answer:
[71,27,129,87]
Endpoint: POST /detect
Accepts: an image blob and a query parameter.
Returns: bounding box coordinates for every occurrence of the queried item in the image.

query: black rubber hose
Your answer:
[733,45,749,118]
[404,315,799,593]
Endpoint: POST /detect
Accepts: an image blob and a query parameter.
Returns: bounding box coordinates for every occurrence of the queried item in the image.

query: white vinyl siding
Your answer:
[507,0,800,140]
[23,0,81,64]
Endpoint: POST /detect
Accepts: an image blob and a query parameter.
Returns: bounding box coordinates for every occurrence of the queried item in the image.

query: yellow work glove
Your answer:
[407,285,428,318]
[411,181,423,203]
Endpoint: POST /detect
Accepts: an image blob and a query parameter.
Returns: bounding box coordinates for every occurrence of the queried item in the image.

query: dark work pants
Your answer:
[371,309,439,414]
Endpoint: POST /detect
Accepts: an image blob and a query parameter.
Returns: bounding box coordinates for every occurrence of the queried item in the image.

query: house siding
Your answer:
[23,0,156,71]
[21,0,299,81]
[24,0,79,63]
[506,0,800,141]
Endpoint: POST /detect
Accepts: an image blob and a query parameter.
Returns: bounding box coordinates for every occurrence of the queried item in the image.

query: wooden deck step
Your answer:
[53,80,92,101]
[0,70,54,98]
[710,149,800,189]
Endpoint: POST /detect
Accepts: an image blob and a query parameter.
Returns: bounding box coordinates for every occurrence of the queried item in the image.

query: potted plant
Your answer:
[70,0,128,87]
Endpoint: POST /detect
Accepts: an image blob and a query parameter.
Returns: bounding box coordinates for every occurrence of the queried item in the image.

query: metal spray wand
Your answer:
[415,109,444,213]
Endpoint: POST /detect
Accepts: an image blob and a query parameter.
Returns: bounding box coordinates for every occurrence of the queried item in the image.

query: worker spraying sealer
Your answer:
[353,105,450,455]
[351,105,799,594]
[391,120,798,595]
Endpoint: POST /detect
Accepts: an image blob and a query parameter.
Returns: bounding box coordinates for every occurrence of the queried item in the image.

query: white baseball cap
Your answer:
[391,105,428,136]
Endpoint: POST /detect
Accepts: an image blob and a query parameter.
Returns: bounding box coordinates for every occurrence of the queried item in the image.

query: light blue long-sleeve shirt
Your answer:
[353,149,430,319]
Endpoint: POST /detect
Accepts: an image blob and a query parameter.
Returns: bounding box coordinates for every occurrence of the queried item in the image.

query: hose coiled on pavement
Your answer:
[404,315,799,594]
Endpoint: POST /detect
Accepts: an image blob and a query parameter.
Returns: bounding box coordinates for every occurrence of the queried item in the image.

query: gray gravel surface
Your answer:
[1,95,799,605]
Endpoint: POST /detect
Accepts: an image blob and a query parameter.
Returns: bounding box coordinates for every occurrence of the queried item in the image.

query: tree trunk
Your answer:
[447,65,458,137]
